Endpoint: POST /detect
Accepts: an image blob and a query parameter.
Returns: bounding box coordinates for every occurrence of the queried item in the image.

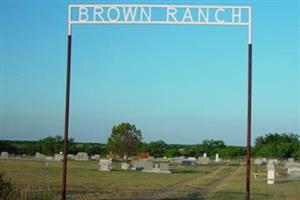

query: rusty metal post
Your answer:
[62,34,72,200]
[245,43,252,200]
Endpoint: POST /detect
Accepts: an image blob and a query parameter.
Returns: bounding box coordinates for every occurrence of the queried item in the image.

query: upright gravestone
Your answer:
[121,162,129,170]
[203,153,207,158]
[188,157,196,161]
[35,152,46,160]
[215,154,220,163]
[54,154,64,161]
[288,158,294,163]
[267,163,275,184]
[133,160,146,171]
[67,154,75,160]
[1,152,9,159]
[159,163,171,173]
[143,162,154,172]
[99,159,112,171]
[75,152,89,161]
[91,154,100,160]
[197,157,209,165]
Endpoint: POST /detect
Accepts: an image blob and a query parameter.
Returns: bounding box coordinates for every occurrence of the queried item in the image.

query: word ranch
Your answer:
[69,5,250,25]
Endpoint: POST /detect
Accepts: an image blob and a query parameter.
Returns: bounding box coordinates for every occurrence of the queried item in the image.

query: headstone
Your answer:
[288,168,300,179]
[267,163,275,184]
[197,157,209,165]
[254,158,262,165]
[268,159,278,165]
[99,159,112,171]
[75,152,89,161]
[67,154,75,160]
[285,162,300,171]
[54,154,63,161]
[174,157,184,164]
[288,158,294,163]
[121,162,129,170]
[203,153,207,158]
[159,163,170,172]
[188,157,196,161]
[181,160,193,166]
[132,160,146,171]
[91,154,100,160]
[143,162,154,172]
[35,152,46,160]
[143,162,171,173]
[215,154,219,162]
[46,156,53,160]
[286,163,300,174]
[1,152,9,159]
[147,156,155,161]
[254,158,267,165]
[267,168,275,184]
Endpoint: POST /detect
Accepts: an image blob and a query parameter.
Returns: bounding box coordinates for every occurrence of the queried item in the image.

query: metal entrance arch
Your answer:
[62,4,253,200]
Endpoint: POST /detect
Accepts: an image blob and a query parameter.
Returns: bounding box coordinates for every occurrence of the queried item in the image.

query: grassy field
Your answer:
[0,159,299,199]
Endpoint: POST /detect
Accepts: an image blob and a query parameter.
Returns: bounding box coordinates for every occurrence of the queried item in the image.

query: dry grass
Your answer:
[0,159,299,199]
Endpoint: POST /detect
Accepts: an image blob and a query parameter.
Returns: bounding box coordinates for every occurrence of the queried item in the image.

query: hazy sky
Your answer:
[1,0,299,145]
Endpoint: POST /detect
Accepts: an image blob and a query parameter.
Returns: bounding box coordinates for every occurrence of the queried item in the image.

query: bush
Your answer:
[0,172,16,200]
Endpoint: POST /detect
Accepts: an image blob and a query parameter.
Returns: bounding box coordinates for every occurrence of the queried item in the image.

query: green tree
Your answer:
[146,140,167,158]
[107,123,142,160]
[253,133,300,158]
[201,139,225,156]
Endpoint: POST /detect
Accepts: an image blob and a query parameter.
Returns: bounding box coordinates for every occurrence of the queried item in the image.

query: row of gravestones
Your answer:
[0,151,100,161]
[35,152,92,161]
[98,159,171,173]
[266,158,300,184]
[284,158,300,180]
[174,153,221,166]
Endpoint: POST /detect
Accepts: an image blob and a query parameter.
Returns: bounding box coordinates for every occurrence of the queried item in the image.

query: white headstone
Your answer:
[159,163,170,172]
[143,162,171,173]
[203,153,207,158]
[54,154,63,161]
[255,158,267,165]
[121,162,129,170]
[143,162,154,171]
[197,157,210,165]
[133,160,146,171]
[1,152,9,159]
[267,162,275,184]
[285,162,300,171]
[267,169,275,184]
[35,152,46,160]
[188,157,196,161]
[215,154,219,162]
[99,159,112,171]
[288,168,300,179]
[67,154,75,160]
[91,154,100,160]
[46,156,53,160]
[75,152,89,161]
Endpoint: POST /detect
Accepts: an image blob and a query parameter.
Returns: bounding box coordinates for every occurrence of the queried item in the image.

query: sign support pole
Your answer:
[62,34,72,200]
[245,43,252,200]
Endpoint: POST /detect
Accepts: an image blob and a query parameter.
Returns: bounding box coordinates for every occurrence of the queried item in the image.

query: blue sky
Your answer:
[1,0,299,145]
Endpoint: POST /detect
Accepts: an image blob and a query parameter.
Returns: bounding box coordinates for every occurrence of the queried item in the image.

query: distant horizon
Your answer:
[1,130,299,146]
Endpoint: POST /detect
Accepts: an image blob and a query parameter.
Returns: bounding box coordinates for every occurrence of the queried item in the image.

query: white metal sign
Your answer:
[68,4,252,43]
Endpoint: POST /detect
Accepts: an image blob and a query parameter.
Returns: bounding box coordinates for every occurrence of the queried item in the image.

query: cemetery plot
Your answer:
[0,159,299,199]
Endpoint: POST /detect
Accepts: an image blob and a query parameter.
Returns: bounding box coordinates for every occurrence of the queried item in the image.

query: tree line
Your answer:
[0,123,299,159]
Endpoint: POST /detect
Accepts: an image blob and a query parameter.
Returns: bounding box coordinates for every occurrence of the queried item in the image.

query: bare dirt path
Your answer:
[200,165,244,199]
[149,165,228,199]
